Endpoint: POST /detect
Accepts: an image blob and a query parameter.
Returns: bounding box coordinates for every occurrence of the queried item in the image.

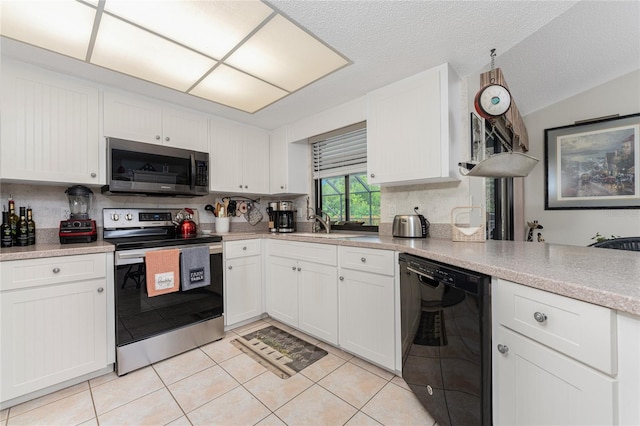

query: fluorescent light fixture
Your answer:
[92,14,216,92]
[102,1,273,60]
[227,15,350,92]
[0,0,350,113]
[191,65,288,114]
[0,1,95,60]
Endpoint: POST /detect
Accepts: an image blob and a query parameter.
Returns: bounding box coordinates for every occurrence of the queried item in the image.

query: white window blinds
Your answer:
[311,122,367,179]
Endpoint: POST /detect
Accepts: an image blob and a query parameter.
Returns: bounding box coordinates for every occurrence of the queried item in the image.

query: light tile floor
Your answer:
[1,318,436,426]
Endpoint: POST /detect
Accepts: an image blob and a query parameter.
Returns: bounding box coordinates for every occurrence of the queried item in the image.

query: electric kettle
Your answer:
[392,208,429,238]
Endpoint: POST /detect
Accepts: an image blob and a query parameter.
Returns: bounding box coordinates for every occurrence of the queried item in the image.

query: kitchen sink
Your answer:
[283,232,364,239]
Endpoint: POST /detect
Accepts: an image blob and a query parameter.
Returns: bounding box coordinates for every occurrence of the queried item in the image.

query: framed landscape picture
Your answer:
[545,113,640,210]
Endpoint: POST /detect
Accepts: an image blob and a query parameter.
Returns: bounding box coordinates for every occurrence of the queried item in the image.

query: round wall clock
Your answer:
[474,84,512,119]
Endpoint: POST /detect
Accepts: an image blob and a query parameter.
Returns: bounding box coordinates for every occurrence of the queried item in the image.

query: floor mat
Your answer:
[231,325,328,379]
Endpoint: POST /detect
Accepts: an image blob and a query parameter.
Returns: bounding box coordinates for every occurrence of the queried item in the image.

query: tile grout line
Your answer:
[150,363,191,425]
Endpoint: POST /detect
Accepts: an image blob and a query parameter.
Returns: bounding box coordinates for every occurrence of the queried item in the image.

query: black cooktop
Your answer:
[107,233,221,251]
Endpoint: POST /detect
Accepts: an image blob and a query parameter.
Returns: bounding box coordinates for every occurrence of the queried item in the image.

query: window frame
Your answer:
[315,173,379,232]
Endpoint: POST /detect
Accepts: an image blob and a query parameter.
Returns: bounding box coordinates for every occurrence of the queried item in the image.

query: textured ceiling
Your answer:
[2,1,638,130]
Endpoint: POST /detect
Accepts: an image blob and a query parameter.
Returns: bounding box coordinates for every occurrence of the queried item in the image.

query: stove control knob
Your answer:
[125,213,134,221]
[111,213,120,221]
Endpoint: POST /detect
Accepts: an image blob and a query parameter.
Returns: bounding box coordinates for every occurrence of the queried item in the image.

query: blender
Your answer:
[59,185,98,244]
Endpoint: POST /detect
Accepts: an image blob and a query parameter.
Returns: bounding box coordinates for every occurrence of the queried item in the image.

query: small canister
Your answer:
[267,202,279,233]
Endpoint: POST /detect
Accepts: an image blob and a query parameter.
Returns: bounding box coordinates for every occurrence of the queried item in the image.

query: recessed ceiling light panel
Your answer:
[226,14,350,92]
[91,14,217,92]
[103,0,273,60]
[190,65,288,113]
[0,1,95,60]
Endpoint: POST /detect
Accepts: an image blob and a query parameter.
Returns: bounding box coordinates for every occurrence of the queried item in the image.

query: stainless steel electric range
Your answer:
[103,208,224,376]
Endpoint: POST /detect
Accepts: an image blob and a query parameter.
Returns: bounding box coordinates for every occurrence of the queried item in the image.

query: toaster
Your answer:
[392,214,429,238]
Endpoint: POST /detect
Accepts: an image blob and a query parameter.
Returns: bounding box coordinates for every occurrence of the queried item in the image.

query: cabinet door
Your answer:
[1,62,100,184]
[162,106,209,152]
[210,118,244,192]
[266,256,299,327]
[298,261,338,345]
[242,126,270,194]
[269,126,309,195]
[1,279,107,402]
[338,268,395,369]
[103,91,162,144]
[493,326,616,426]
[225,256,263,326]
[366,65,444,185]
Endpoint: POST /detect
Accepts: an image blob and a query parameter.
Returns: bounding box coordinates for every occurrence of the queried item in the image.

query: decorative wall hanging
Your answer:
[460,49,539,178]
[545,113,640,210]
[474,49,512,119]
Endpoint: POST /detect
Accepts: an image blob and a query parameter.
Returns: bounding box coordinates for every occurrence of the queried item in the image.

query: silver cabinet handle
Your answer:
[242,246,247,251]
[280,185,285,189]
[239,185,243,189]
[292,266,296,271]
[370,173,375,178]
[297,267,301,271]
[228,266,232,270]
[339,276,344,281]
[244,185,248,189]
[91,172,97,178]
[156,135,161,140]
[361,257,366,263]
[497,344,509,354]
[97,287,104,293]
[534,312,547,323]
[165,136,170,142]
[52,267,60,273]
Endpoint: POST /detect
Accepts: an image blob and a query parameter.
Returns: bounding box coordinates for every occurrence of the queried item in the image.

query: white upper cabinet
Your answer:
[269,126,309,195]
[103,91,209,152]
[366,63,460,185]
[0,61,100,185]
[210,117,270,194]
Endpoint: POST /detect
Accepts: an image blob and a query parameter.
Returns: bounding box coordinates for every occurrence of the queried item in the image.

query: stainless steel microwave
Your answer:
[103,138,209,197]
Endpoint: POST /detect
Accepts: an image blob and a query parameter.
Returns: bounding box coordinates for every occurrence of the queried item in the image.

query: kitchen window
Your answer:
[311,122,380,231]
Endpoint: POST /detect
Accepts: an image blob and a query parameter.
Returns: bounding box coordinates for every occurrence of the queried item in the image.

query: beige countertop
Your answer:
[0,240,115,261]
[2,233,638,316]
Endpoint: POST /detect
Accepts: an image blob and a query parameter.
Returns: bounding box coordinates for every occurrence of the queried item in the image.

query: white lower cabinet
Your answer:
[0,253,113,406]
[494,325,616,426]
[266,255,300,326]
[266,240,338,345]
[224,240,263,327]
[338,247,395,370]
[298,261,338,344]
[493,279,617,425]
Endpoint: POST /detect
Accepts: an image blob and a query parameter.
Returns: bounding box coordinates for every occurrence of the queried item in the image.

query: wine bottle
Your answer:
[27,207,36,245]
[16,207,28,247]
[8,194,18,244]
[1,210,12,248]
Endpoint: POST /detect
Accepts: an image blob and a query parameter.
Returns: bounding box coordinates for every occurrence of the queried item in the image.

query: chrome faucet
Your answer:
[306,197,331,233]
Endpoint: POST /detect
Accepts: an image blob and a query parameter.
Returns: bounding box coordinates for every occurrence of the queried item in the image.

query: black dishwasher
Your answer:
[399,253,491,426]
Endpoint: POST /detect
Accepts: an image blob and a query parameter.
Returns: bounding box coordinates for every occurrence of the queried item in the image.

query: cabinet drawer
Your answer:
[339,246,395,276]
[225,239,261,259]
[268,240,337,266]
[495,279,616,374]
[1,254,107,291]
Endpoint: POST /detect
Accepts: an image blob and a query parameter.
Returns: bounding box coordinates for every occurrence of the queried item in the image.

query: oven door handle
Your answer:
[117,244,223,260]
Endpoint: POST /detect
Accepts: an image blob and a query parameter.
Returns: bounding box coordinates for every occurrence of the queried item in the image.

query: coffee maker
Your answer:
[277,201,296,233]
[59,185,98,244]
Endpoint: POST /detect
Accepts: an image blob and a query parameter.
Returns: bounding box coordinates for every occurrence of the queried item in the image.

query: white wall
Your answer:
[523,70,640,246]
